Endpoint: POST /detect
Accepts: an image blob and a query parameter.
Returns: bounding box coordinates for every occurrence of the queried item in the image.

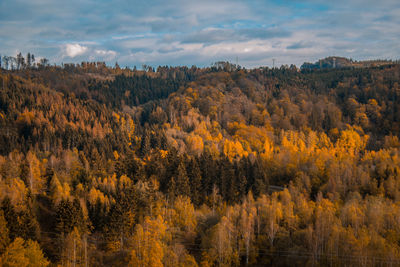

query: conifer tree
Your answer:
[187,158,202,205]
[175,161,190,198]
[0,210,10,254]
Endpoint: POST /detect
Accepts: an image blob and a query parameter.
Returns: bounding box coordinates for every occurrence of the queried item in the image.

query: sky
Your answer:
[1,0,399,68]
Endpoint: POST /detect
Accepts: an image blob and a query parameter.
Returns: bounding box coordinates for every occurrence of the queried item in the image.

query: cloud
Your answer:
[182,28,237,44]
[95,49,117,57]
[60,44,117,62]
[148,15,199,33]
[0,0,399,68]
[182,27,291,45]
[287,42,312,50]
[64,44,88,57]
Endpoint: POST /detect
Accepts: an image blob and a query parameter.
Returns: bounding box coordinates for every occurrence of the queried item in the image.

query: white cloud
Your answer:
[94,49,117,60]
[64,43,88,57]
[95,49,116,56]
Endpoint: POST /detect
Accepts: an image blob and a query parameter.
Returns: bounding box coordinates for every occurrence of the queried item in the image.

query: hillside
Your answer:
[301,56,397,70]
[1,59,400,266]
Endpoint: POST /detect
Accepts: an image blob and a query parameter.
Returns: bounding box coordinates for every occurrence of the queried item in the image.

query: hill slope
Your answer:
[1,62,400,266]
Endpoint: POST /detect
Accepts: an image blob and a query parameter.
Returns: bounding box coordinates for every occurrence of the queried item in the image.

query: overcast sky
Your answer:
[1,0,399,68]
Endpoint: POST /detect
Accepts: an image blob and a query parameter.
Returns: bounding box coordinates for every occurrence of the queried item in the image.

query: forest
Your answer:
[1,53,400,266]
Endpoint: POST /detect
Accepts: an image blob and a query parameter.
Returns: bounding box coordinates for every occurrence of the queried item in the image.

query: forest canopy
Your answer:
[1,53,400,266]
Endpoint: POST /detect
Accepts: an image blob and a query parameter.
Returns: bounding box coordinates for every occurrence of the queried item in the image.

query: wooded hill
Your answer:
[1,56,400,266]
[301,56,398,70]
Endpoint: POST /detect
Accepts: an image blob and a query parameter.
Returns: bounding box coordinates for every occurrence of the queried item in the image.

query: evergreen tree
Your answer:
[200,152,217,198]
[88,198,105,232]
[1,198,19,240]
[0,210,10,254]
[139,131,151,157]
[105,191,136,250]
[219,157,234,201]
[175,161,190,198]
[168,177,177,202]
[26,53,31,68]
[251,159,267,197]
[16,52,24,70]
[235,161,248,199]
[55,199,86,235]
[187,158,202,205]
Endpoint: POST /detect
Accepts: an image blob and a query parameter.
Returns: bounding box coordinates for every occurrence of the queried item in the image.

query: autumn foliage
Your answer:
[1,57,400,266]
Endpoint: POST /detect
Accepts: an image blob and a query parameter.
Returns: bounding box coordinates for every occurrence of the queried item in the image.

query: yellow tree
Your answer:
[129,215,167,267]
[0,237,29,267]
[24,239,50,267]
[49,174,71,205]
[1,237,49,267]
[239,194,257,265]
[340,196,365,233]
[5,178,28,210]
[279,189,297,230]
[171,196,197,234]
[61,227,83,267]
[210,215,239,267]
[163,243,198,267]
[222,139,247,161]
[25,151,43,194]
[311,197,337,263]
[185,133,204,154]
[336,128,369,158]
[264,194,283,247]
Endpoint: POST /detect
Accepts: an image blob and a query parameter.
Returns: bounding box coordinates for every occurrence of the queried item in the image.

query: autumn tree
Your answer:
[129,216,167,267]
[1,237,49,267]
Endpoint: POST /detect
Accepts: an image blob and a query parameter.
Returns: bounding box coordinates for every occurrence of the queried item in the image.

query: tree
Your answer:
[219,157,235,201]
[26,53,31,68]
[140,131,151,157]
[55,199,87,265]
[60,227,84,267]
[0,237,49,267]
[171,196,197,234]
[30,54,35,66]
[16,53,24,70]
[49,174,71,205]
[0,237,29,267]
[187,158,202,205]
[1,198,19,240]
[129,216,167,267]
[239,194,257,265]
[55,199,86,235]
[167,177,177,202]
[2,56,8,69]
[25,151,43,194]
[200,152,218,198]
[264,194,282,247]
[0,210,10,254]
[174,161,190,198]
[105,192,136,251]
[208,216,239,267]
[39,58,48,68]
[24,239,50,267]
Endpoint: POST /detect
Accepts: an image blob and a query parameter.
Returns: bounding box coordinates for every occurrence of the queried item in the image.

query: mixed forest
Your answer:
[1,54,400,266]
